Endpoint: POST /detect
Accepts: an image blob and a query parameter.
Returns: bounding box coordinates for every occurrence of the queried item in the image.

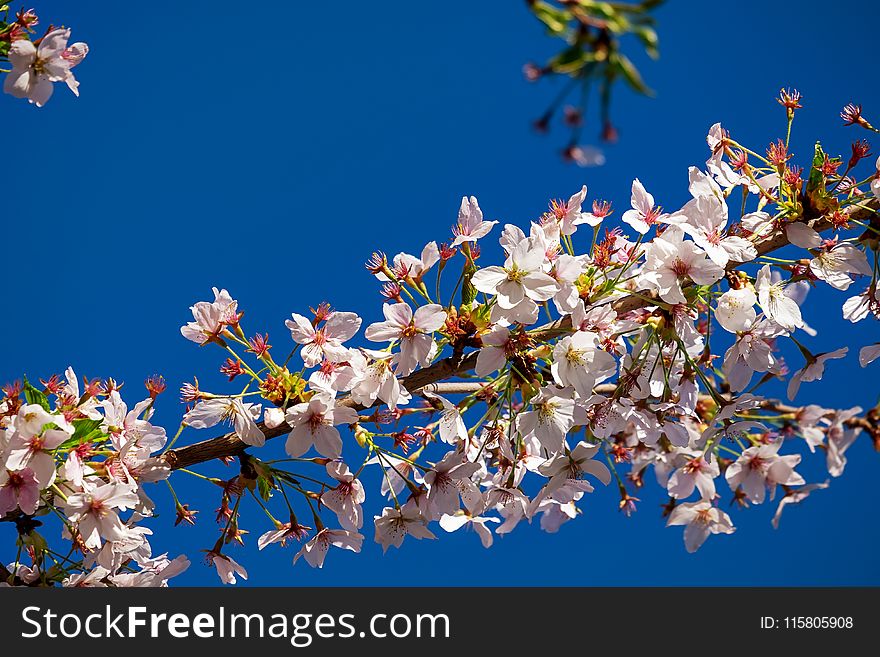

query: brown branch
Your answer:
[162,197,879,470]
[163,355,478,470]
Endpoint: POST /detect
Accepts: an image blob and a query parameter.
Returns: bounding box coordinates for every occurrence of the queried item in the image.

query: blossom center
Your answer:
[506,266,526,283]
[683,457,704,474]
[536,400,559,421]
[308,412,329,432]
[645,207,662,225]
[32,57,49,75]
[5,471,25,490]
[550,199,569,220]
[670,257,691,277]
[565,346,587,366]
[88,498,109,517]
[748,456,766,471]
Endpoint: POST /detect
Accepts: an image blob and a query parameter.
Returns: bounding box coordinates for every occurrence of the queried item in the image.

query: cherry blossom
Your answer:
[422,391,467,444]
[184,397,264,447]
[785,222,823,249]
[725,441,805,504]
[321,461,365,531]
[258,521,310,550]
[208,552,248,585]
[286,311,362,367]
[64,482,140,550]
[549,185,597,235]
[516,385,584,454]
[755,265,804,331]
[62,567,110,588]
[670,168,757,267]
[368,453,425,498]
[550,254,588,313]
[722,318,785,392]
[843,286,880,323]
[0,467,40,515]
[621,178,669,234]
[423,451,481,517]
[640,227,724,304]
[551,331,617,397]
[475,326,511,376]
[379,242,441,282]
[471,238,559,318]
[4,28,88,106]
[666,501,735,553]
[771,481,829,529]
[365,303,446,376]
[825,407,863,477]
[809,242,873,291]
[536,441,611,496]
[293,528,363,568]
[451,196,497,246]
[667,453,720,500]
[101,391,167,452]
[180,288,239,344]
[4,408,72,487]
[373,505,436,552]
[715,287,758,333]
[348,349,412,409]
[284,394,359,458]
[439,511,500,547]
[787,347,848,400]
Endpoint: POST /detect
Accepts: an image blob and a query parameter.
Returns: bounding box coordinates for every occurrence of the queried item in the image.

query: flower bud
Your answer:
[354,424,372,448]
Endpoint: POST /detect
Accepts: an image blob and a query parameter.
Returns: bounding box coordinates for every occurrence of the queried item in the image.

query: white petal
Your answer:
[785,223,822,249]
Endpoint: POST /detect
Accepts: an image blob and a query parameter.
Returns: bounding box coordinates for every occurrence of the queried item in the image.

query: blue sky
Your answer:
[3,0,879,585]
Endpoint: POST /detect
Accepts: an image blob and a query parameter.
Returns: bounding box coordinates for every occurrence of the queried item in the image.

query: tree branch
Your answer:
[161,197,879,470]
[163,356,478,470]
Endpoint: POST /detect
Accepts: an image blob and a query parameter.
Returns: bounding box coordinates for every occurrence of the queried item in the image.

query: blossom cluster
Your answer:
[3,93,879,585]
[0,372,189,586]
[1,7,87,106]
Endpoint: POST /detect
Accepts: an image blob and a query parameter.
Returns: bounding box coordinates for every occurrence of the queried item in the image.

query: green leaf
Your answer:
[611,52,653,96]
[461,262,478,309]
[57,430,104,451]
[473,302,492,326]
[56,419,105,451]
[633,25,659,59]
[531,1,571,35]
[806,141,839,214]
[807,141,827,194]
[257,475,274,502]
[578,1,617,21]
[549,46,596,75]
[72,418,103,440]
[22,377,50,411]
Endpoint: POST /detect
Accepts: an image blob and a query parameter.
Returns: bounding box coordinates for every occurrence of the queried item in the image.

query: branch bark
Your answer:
[163,355,478,470]
[161,198,879,470]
